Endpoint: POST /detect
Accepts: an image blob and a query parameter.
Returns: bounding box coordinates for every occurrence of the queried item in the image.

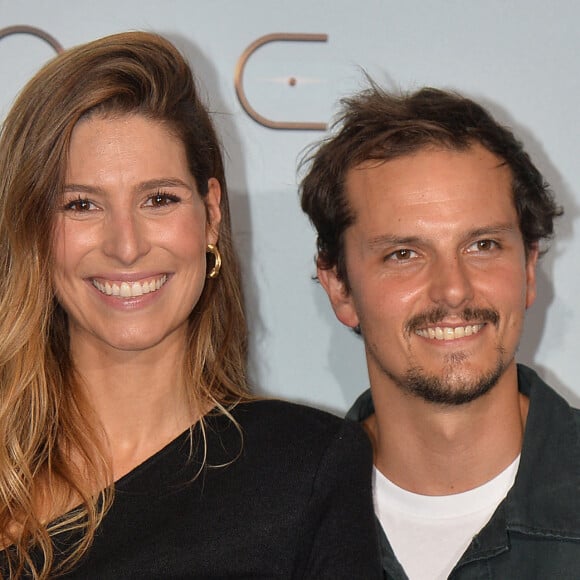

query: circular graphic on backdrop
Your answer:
[0,25,62,52]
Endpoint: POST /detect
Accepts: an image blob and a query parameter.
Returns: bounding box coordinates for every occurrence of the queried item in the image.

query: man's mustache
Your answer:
[406,307,500,334]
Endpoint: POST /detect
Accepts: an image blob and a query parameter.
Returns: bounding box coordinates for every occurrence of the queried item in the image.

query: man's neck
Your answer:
[366,365,529,495]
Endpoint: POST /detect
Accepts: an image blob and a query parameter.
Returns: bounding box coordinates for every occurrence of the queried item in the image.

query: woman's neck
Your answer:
[70,334,202,480]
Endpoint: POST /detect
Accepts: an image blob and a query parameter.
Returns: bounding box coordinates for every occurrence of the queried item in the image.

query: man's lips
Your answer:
[415,324,485,340]
[406,306,499,339]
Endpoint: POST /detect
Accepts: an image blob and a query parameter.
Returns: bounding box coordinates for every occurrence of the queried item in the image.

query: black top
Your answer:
[5,400,381,578]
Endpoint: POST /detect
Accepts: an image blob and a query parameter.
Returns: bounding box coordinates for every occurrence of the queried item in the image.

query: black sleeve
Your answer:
[296,419,382,579]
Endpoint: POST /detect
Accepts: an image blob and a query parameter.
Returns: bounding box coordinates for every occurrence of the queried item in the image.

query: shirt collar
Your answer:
[346,364,580,540]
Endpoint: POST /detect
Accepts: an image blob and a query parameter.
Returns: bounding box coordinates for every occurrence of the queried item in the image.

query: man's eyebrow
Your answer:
[366,235,422,250]
[466,223,518,239]
[366,224,518,250]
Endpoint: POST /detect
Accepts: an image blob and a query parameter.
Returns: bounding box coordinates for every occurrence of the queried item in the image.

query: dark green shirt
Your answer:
[347,364,580,579]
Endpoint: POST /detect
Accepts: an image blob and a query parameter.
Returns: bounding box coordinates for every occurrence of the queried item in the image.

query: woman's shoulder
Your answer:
[200,398,373,481]
[234,398,342,426]
[228,398,369,452]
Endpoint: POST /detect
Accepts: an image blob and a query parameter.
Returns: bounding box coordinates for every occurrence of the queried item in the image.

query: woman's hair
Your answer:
[0,31,249,577]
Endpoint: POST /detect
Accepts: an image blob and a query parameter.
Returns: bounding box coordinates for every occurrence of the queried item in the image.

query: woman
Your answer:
[0,32,380,578]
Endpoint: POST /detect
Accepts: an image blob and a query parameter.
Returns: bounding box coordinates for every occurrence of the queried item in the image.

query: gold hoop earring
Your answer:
[206,244,222,279]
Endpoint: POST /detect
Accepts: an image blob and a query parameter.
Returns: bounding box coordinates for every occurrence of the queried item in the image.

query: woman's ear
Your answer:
[205,177,222,245]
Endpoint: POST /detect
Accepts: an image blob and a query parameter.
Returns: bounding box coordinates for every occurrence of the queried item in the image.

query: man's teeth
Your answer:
[416,324,484,340]
[92,275,167,298]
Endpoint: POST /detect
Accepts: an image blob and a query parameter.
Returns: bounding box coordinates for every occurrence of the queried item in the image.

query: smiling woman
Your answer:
[54,114,219,356]
[0,32,380,579]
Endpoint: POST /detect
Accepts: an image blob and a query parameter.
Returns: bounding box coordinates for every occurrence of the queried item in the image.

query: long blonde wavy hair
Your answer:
[0,31,250,578]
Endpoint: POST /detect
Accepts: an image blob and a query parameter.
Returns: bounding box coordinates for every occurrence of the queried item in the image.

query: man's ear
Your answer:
[317,265,360,329]
[525,242,539,309]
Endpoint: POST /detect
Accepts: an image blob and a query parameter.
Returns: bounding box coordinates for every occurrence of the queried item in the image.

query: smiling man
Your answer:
[300,86,580,578]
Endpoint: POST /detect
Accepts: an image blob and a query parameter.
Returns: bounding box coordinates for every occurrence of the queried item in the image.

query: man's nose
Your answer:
[427,254,474,309]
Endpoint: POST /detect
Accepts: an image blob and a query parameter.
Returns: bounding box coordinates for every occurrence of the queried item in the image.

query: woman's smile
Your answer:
[52,114,221,352]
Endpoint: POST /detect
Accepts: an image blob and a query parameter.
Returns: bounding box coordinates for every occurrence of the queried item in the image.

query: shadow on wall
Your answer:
[164,32,262,392]
[311,279,369,412]
[480,95,579,407]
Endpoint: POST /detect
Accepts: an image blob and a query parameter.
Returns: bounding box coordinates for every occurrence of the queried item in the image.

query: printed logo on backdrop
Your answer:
[0,28,326,131]
[0,25,63,53]
[235,33,328,131]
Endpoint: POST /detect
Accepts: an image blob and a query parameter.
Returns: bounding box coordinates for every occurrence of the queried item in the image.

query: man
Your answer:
[300,86,580,578]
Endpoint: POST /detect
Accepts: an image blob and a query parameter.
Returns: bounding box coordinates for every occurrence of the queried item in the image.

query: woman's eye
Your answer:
[386,249,417,261]
[63,198,95,212]
[145,192,180,207]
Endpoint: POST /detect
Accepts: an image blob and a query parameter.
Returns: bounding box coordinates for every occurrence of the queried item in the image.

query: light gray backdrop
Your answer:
[1,0,578,413]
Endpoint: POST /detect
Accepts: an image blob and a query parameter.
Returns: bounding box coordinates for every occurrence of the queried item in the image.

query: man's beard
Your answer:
[394,306,506,405]
[394,348,507,405]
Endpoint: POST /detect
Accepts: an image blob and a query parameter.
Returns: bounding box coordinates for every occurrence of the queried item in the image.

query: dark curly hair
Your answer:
[300,84,562,287]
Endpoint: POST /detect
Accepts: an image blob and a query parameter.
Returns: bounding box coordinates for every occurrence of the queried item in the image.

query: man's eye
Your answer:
[386,249,417,261]
[145,192,180,207]
[468,239,499,252]
[63,198,94,212]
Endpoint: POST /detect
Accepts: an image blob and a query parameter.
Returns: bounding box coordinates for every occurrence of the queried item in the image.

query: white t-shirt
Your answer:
[373,456,520,580]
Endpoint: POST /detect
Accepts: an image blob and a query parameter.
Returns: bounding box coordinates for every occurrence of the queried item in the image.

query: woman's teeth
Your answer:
[92,275,167,298]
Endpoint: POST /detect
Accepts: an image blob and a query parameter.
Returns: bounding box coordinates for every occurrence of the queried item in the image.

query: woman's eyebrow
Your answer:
[135,178,194,193]
[63,178,194,195]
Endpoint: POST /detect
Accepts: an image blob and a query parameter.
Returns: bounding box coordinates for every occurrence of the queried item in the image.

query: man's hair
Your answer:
[300,84,562,286]
[0,31,249,578]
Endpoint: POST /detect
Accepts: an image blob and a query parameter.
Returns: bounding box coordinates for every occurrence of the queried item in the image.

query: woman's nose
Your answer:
[101,211,151,265]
